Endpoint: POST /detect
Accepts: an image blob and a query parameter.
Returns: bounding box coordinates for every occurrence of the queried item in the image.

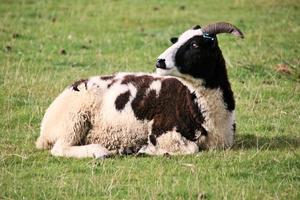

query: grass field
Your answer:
[0,0,299,199]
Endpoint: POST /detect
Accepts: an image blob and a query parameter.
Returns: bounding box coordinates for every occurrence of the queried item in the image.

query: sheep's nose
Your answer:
[156,59,166,69]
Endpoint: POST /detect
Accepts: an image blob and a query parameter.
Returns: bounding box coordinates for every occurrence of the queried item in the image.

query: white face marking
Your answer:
[156,29,203,76]
[146,80,162,97]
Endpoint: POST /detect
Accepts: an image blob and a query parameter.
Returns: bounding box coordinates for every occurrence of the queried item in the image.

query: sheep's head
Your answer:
[156,22,243,86]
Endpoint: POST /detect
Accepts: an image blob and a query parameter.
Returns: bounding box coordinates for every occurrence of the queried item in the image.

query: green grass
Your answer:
[0,0,299,199]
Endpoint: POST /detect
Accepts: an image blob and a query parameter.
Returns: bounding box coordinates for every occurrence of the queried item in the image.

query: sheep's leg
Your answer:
[138,130,199,156]
[50,139,113,159]
[137,144,167,156]
[37,88,95,150]
[137,141,199,156]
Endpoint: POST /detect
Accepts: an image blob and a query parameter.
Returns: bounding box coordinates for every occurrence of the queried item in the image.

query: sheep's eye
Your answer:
[191,43,199,48]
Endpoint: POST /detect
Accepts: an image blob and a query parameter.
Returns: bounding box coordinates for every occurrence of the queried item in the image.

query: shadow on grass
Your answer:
[233,134,300,150]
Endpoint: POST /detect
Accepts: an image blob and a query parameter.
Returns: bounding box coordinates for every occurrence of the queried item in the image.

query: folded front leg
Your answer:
[138,130,199,156]
[50,139,114,159]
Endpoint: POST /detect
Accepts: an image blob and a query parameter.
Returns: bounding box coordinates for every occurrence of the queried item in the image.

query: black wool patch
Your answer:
[115,90,131,111]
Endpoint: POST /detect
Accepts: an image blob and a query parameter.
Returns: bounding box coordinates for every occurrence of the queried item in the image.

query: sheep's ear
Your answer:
[170,37,178,44]
[203,33,217,47]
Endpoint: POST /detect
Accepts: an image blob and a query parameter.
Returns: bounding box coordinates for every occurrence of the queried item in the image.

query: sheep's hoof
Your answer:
[136,145,148,157]
[135,152,148,157]
[163,152,171,158]
[93,153,110,160]
[119,147,135,156]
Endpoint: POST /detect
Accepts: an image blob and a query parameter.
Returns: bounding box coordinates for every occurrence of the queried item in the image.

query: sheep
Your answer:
[36,22,244,158]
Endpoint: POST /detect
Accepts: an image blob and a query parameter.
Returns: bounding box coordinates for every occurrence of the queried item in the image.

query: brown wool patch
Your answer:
[121,75,160,120]
[121,75,159,86]
[121,76,206,141]
[71,79,88,91]
[153,78,206,140]
[101,75,115,80]
[107,79,117,88]
[115,90,131,111]
[132,89,157,120]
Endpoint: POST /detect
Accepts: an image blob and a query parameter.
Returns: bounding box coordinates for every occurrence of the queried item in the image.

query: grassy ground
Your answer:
[0,0,299,199]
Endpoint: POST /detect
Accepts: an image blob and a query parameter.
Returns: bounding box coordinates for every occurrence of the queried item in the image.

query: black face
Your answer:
[174,35,221,86]
[173,34,235,111]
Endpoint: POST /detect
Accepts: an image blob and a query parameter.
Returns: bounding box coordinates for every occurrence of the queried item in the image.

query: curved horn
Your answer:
[202,22,244,38]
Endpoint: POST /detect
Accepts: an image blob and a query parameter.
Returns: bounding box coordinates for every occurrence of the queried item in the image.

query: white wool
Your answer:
[146,80,162,96]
